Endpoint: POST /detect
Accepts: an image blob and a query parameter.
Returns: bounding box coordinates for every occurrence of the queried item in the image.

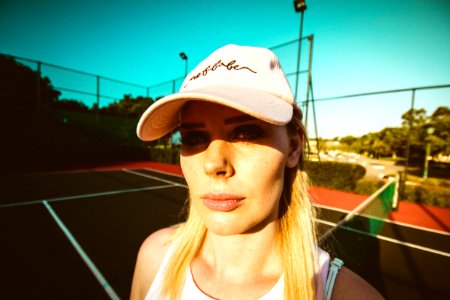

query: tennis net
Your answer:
[319,175,399,243]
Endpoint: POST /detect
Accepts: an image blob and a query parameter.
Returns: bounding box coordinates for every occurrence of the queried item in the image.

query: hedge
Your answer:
[305,161,366,192]
[147,145,180,164]
[354,178,386,195]
[353,178,450,208]
[402,184,450,208]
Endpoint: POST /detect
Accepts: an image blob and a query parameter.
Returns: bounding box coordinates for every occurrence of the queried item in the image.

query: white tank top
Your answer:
[145,244,331,300]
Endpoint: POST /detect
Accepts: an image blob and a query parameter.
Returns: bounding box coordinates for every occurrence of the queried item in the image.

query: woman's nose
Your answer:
[203,140,234,178]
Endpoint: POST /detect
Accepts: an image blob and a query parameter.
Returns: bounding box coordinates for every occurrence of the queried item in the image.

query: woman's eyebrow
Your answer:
[224,115,257,125]
[180,115,256,129]
[179,122,204,130]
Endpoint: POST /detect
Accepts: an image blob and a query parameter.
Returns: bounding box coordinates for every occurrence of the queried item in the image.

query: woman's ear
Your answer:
[286,130,302,168]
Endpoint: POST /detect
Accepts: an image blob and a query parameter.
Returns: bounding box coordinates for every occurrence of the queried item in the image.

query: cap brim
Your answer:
[136,84,293,141]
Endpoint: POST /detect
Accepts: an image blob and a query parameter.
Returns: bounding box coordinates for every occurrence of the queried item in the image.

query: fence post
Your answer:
[96,75,100,122]
[294,9,306,103]
[36,61,42,113]
[404,89,415,183]
[304,35,314,129]
[395,171,405,208]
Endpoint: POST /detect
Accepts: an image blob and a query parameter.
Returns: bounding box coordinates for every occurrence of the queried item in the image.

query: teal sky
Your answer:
[1,0,449,138]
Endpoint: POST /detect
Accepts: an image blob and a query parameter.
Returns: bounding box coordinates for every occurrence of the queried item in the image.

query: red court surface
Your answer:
[74,160,450,233]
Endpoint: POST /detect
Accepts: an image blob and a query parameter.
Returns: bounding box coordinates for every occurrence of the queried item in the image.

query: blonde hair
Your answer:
[162,105,318,299]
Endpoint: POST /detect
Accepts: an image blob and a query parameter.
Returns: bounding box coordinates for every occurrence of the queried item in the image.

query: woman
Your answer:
[130,45,383,299]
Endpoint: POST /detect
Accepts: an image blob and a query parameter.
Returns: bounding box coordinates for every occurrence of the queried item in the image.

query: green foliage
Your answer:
[405,172,450,187]
[339,106,449,161]
[429,107,450,155]
[401,108,427,128]
[100,94,153,118]
[403,184,450,208]
[352,176,449,208]
[146,145,180,164]
[353,178,386,195]
[52,99,89,112]
[0,54,61,112]
[305,161,366,191]
[342,127,407,158]
[340,136,358,145]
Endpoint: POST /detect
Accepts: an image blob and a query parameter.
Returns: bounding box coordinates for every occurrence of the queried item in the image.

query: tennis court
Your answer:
[2,164,449,299]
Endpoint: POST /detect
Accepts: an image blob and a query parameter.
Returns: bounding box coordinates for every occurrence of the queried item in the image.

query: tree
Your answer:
[53,99,89,112]
[0,55,60,113]
[340,135,358,146]
[401,108,427,128]
[378,127,407,158]
[100,94,153,117]
[429,106,450,155]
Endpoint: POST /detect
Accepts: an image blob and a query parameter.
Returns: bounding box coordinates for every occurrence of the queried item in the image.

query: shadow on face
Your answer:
[178,101,292,157]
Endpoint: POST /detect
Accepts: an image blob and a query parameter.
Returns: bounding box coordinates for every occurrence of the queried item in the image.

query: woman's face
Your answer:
[179,102,301,236]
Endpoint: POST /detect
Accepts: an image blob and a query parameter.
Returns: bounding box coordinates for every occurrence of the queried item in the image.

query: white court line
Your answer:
[122,169,188,188]
[315,218,450,258]
[0,184,174,209]
[314,203,450,236]
[143,167,184,178]
[43,201,121,300]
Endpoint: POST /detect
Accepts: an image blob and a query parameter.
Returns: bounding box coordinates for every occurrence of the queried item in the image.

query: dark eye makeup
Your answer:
[180,123,266,148]
[231,124,265,142]
[180,131,210,147]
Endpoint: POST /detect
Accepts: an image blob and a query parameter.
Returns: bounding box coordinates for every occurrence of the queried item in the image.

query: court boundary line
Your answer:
[316,218,450,258]
[0,184,175,209]
[314,203,450,236]
[43,201,121,300]
[122,169,187,188]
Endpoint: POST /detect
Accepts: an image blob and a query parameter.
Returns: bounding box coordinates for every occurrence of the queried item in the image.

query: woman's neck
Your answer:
[193,220,282,283]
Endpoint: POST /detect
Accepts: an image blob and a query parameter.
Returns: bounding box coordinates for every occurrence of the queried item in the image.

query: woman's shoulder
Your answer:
[130,226,177,299]
[332,266,384,299]
[141,226,177,253]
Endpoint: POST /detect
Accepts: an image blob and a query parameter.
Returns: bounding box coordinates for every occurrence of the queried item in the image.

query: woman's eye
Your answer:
[181,131,210,146]
[231,125,264,142]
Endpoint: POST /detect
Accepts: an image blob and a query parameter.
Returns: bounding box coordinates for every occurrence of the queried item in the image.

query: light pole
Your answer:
[423,126,435,179]
[180,52,188,77]
[293,0,307,104]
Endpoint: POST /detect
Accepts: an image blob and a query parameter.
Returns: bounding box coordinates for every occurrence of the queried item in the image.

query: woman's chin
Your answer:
[203,215,250,236]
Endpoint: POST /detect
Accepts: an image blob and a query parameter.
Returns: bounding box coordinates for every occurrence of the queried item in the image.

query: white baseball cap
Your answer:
[137,44,296,141]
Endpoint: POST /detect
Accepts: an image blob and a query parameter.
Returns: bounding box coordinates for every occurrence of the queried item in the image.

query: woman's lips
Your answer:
[201,193,245,212]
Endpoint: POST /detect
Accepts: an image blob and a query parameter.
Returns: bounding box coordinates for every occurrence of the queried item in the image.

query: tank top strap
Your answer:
[324,258,344,300]
[144,242,176,300]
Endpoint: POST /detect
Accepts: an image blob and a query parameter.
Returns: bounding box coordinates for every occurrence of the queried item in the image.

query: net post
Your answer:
[318,177,396,243]
[392,172,401,211]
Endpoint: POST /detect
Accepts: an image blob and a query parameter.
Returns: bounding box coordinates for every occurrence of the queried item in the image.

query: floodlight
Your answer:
[294,0,307,13]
